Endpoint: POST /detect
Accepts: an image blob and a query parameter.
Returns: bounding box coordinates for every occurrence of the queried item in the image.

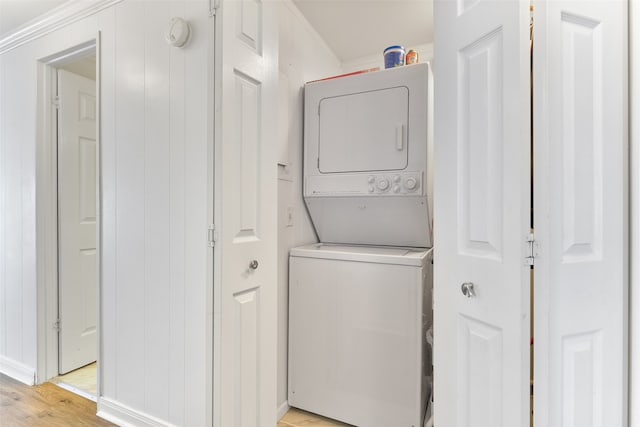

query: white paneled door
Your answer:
[57,69,97,375]
[433,0,531,425]
[534,1,628,426]
[216,0,278,426]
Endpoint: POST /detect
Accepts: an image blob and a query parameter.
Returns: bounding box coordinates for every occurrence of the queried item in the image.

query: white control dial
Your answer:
[376,177,390,191]
[404,176,418,191]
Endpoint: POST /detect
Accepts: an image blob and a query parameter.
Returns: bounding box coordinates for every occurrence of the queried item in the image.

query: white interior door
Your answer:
[57,69,97,375]
[215,0,278,425]
[533,1,628,425]
[433,0,531,425]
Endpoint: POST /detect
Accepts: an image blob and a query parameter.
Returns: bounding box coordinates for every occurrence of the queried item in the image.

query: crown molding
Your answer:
[0,0,123,55]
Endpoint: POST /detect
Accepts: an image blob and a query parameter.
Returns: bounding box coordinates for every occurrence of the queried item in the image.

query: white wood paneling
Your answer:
[167,1,187,423]
[0,42,39,374]
[0,1,211,426]
[143,1,172,420]
[182,1,210,424]
[114,0,146,411]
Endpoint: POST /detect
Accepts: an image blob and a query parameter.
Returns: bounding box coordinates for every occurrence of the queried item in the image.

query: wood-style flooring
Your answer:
[49,363,97,401]
[0,373,115,427]
[279,408,353,427]
[1,371,348,427]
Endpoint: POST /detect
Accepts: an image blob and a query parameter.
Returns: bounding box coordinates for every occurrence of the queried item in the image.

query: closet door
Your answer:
[214,0,278,426]
[533,1,628,426]
[433,0,531,425]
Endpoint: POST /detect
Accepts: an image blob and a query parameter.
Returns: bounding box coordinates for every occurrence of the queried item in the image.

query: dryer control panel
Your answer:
[306,172,423,197]
[367,172,421,194]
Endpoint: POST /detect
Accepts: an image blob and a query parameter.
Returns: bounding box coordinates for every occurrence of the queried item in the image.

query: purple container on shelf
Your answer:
[383,45,405,68]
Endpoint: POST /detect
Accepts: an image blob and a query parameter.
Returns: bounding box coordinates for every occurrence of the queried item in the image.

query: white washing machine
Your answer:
[288,244,433,427]
[303,63,433,248]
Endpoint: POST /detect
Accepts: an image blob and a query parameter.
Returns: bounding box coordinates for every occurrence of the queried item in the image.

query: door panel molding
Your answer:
[534,1,628,425]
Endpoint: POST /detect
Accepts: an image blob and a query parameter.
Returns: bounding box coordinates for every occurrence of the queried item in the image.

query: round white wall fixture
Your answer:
[166,17,191,48]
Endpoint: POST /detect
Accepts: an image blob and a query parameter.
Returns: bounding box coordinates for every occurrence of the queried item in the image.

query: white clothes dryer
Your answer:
[303,63,433,247]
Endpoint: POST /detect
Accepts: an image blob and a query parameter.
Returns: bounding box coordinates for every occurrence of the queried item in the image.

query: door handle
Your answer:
[396,124,405,151]
[461,282,475,298]
[249,260,259,270]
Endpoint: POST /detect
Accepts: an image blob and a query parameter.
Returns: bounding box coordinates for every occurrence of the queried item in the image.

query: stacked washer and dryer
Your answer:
[288,63,434,427]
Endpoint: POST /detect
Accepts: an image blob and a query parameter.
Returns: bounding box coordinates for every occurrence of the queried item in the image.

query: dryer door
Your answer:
[318,86,409,173]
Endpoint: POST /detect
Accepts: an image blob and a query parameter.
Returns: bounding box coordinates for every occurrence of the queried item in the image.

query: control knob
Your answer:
[376,177,390,191]
[404,176,418,191]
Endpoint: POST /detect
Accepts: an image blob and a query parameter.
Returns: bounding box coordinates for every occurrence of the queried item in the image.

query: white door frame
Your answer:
[630,0,639,423]
[35,37,101,389]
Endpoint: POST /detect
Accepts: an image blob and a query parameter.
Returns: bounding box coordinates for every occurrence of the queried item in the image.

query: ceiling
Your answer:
[292,0,433,62]
[0,0,434,62]
[0,0,67,39]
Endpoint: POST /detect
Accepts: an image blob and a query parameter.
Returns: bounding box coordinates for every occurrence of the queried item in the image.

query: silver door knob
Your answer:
[249,260,259,270]
[461,282,475,298]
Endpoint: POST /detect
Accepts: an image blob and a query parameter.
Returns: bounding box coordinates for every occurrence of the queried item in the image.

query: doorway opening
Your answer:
[35,39,100,403]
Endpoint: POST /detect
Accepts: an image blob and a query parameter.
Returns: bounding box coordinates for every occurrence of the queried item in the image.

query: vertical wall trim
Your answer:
[630,0,639,424]
[96,30,104,402]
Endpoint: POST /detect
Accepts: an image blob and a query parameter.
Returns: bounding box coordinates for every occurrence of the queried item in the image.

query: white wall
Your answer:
[275,1,342,416]
[0,1,211,426]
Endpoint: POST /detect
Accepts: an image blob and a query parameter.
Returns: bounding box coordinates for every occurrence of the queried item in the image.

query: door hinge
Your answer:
[208,224,218,247]
[525,232,538,266]
[209,0,220,16]
[52,96,60,109]
[53,318,61,332]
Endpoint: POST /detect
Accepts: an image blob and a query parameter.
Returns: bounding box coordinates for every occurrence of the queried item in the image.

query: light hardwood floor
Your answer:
[49,362,97,401]
[2,371,348,427]
[0,373,115,427]
[279,408,353,427]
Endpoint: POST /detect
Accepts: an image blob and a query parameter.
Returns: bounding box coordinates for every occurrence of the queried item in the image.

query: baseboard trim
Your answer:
[277,401,291,421]
[0,356,35,385]
[97,397,177,427]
